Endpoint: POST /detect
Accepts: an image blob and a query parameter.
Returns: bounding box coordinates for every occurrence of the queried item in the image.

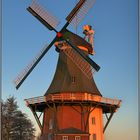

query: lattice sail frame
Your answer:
[56,41,96,79]
[63,49,96,79]
[30,0,60,29]
[66,0,96,27]
[13,43,49,86]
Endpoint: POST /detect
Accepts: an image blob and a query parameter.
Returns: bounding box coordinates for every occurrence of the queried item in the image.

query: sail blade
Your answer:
[66,0,86,22]
[27,1,60,31]
[66,0,96,27]
[63,48,95,79]
[13,37,57,89]
[64,39,100,72]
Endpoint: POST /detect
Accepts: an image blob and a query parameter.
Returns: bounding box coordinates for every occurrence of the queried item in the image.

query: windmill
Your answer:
[14,1,121,140]
[14,0,100,90]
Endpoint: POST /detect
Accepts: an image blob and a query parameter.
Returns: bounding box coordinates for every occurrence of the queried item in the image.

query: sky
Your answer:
[2,0,138,140]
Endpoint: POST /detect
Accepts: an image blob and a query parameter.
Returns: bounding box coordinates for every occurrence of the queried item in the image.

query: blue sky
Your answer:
[2,0,138,139]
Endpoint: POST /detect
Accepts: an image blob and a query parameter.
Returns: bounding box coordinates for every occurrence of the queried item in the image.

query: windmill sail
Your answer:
[66,0,96,27]
[55,41,97,79]
[27,1,60,31]
[13,44,48,88]
[64,39,100,72]
[13,38,56,89]
[63,48,95,79]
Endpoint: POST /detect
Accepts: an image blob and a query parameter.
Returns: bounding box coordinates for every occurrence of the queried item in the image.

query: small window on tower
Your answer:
[62,136,68,140]
[93,134,96,140]
[75,136,81,140]
[49,119,53,129]
[71,76,76,83]
[92,117,95,125]
[48,133,52,140]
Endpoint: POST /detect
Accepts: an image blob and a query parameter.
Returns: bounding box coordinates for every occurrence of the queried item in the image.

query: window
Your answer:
[92,117,95,125]
[93,134,96,140]
[62,136,68,140]
[71,76,76,83]
[75,136,81,140]
[48,133,52,140]
[49,119,54,129]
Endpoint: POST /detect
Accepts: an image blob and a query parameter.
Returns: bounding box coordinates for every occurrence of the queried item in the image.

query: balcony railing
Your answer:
[24,93,121,107]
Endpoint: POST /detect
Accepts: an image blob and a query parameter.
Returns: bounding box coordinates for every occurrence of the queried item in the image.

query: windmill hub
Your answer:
[57,32,63,38]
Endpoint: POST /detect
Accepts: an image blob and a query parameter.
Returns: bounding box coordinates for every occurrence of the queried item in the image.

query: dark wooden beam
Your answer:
[103,112,114,133]
[29,106,42,131]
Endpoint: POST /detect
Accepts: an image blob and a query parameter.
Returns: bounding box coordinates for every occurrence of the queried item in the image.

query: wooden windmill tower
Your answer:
[14,1,121,140]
